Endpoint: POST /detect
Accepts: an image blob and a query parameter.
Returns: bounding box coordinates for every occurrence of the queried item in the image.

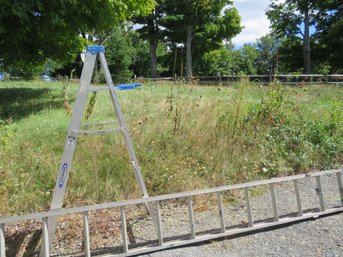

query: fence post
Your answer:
[218,73,221,83]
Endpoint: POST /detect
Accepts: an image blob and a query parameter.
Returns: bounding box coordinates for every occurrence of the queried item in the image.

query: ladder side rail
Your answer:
[3,170,342,226]
[41,53,98,257]
[0,224,5,257]
[337,172,343,207]
[98,52,148,198]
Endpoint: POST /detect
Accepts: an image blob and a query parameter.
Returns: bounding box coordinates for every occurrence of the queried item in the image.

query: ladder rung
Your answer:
[120,207,128,253]
[269,183,279,221]
[337,172,343,207]
[316,176,326,211]
[87,85,113,91]
[293,179,303,216]
[187,197,196,239]
[42,217,50,257]
[81,121,118,127]
[0,224,5,257]
[217,192,225,233]
[244,187,253,227]
[155,201,163,246]
[83,211,91,257]
[74,128,122,134]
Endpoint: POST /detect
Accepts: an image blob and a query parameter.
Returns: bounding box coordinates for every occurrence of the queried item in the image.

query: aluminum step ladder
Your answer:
[39,45,153,256]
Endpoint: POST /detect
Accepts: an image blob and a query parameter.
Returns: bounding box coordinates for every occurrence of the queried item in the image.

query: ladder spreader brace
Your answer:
[38,45,154,256]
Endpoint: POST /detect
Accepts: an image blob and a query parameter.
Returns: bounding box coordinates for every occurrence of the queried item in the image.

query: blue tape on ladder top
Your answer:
[113,83,142,90]
[86,45,105,55]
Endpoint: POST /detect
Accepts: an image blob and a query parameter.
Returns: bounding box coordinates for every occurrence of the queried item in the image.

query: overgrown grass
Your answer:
[0,80,342,215]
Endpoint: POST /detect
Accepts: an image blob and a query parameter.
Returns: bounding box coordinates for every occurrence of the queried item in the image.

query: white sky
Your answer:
[231,0,284,46]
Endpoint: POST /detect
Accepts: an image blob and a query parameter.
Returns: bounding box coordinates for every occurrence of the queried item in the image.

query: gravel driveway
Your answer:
[140,172,343,257]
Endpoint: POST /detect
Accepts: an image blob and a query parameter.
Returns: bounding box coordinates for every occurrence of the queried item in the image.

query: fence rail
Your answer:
[137,74,343,85]
[1,74,343,85]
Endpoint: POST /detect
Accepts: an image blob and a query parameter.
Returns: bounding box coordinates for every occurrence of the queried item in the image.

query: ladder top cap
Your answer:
[86,45,105,55]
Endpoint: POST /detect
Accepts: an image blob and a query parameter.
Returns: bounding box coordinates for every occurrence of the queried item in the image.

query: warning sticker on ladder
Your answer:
[58,163,68,188]
[66,136,76,150]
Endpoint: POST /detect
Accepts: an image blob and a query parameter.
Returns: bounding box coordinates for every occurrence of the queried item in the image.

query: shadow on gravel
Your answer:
[5,229,41,257]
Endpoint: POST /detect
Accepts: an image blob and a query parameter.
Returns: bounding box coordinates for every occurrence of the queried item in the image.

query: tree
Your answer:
[162,0,241,78]
[255,35,282,75]
[200,43,241,76]
[266,0,315,74]
[102,26,137,83]
[132,0,166,78]
[0,0,155,76]
[238,44,259,75]
[314,0,343,73]
[277,36,303,73]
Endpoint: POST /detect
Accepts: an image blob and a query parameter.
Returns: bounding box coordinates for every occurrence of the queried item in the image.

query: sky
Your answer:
[231,0,283,46]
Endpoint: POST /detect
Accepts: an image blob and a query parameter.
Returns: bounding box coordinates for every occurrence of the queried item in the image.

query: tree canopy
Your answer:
[0,0,341,78]
[0,0,155,75]
[266,0,343,74]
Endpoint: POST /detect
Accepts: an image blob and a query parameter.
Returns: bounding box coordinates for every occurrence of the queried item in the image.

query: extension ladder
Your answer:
[39,45,153,256]
[0,169,342,256]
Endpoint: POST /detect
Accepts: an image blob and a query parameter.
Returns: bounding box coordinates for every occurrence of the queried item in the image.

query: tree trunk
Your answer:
[149,38,158,78]
[186,25,193,78]
[303,6,311,74]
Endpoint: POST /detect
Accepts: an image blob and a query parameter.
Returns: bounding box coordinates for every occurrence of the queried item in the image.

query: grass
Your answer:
[0,80,342,216]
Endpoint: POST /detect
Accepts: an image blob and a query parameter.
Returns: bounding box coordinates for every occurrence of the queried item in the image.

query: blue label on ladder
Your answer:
[86,45,105,55]
[58,163,68,188]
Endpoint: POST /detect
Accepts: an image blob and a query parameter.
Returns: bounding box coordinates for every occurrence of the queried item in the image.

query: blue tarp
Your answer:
[42,74,52,82]
[114,83,142,90]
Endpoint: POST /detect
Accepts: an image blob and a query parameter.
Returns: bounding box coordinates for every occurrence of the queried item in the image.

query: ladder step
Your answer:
[74,128,122,134]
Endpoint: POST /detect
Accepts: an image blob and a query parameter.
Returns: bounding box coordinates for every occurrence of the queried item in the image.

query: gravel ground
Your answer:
[4,171,343,257]
[142,173,343,257]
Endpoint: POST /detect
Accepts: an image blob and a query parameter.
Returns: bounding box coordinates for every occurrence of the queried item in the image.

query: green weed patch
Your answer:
[0,81,342,215]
